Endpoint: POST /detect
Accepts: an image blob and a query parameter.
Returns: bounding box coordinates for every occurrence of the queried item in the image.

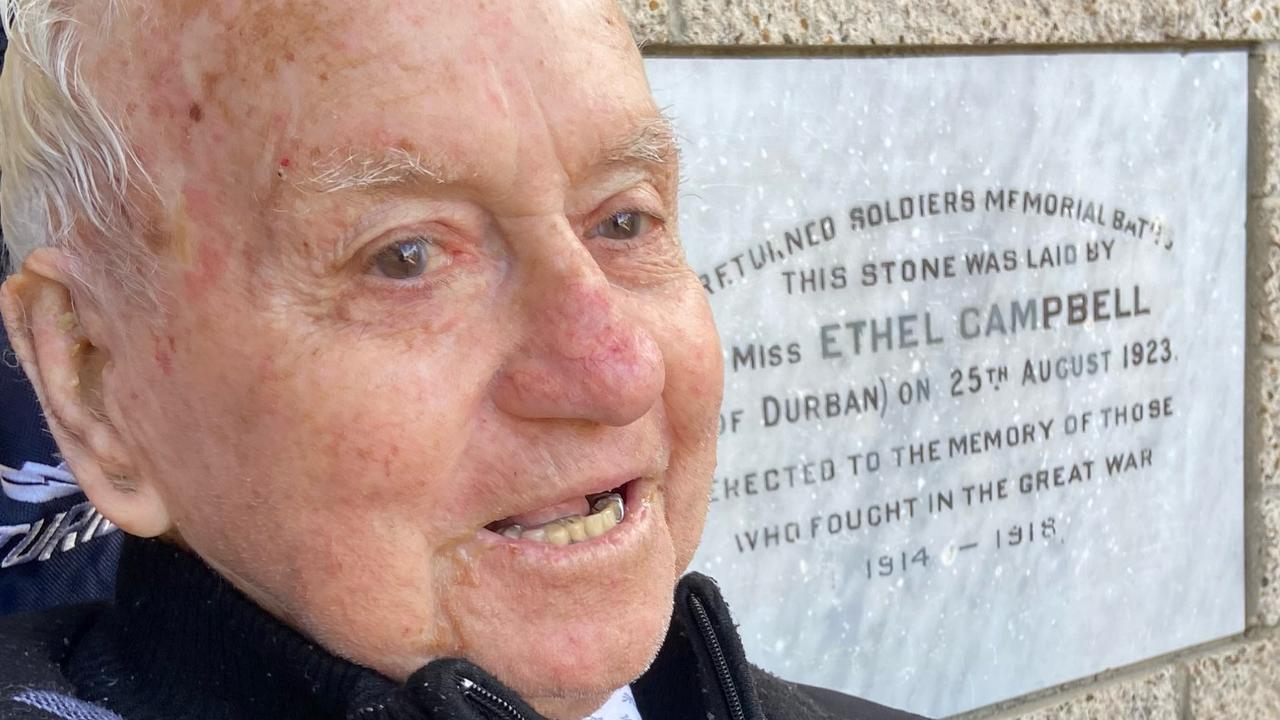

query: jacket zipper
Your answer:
[688,594,747,720]
[458,677,529,720]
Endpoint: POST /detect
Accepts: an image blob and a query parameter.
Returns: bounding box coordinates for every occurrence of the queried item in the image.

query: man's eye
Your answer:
[591,211,652,241]
[368,236,443,280]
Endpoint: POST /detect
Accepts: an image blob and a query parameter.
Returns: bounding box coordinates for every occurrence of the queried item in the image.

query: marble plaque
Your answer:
[645,53,1247,717]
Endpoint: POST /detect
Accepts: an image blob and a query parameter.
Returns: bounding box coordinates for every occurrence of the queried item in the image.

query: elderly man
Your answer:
[0,2,924,719]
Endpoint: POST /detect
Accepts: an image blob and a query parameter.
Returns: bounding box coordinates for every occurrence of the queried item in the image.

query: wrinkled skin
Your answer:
[1,2,723,718]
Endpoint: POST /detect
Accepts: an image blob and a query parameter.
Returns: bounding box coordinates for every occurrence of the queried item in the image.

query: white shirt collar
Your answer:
[582,686,642,720]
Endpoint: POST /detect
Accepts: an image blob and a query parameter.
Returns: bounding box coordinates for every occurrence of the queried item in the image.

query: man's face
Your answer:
[84,0,722,711]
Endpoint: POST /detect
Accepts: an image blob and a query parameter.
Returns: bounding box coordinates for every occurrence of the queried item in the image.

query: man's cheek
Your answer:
[666,347,724,433]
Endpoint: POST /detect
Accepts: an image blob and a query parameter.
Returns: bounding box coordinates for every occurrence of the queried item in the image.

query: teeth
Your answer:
[584,511,606,538]
[495,493,625,545]
[544,522,571,546]
[596,506,619,534]
[562,516,588,542]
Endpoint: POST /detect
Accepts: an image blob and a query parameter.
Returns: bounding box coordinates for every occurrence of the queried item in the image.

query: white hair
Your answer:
[0,0,155,301]
[306,147,453,194]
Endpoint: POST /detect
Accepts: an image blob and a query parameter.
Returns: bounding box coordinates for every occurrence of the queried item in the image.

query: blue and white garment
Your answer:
[583,686,643,720]
[1,461,81,504]
[11,690,124,720]
[0,323,121,616]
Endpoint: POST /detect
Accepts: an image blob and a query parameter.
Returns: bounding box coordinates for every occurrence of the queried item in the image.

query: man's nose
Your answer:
[492,247,665,427]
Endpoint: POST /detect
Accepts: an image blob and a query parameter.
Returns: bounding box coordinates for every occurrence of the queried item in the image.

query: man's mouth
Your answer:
[484,482,631,546]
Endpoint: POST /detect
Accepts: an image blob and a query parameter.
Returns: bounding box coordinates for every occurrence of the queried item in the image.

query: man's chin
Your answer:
[464,573,676,711]
[441,528,680,715]
[493,592,672,717]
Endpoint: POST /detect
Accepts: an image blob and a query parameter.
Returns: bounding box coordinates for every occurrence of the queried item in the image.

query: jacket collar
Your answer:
[65,537,763,720]
[633,573,763,720]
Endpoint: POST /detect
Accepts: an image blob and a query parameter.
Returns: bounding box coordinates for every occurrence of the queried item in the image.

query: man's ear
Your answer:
[0,248,171,538]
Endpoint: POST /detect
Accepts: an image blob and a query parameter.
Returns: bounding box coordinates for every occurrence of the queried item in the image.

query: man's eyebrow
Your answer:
[600,114,679,167]
[298,116,676,195]
[301,147,457,194]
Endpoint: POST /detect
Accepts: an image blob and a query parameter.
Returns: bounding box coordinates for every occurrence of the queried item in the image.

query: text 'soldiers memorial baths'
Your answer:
[646,53,1249,717]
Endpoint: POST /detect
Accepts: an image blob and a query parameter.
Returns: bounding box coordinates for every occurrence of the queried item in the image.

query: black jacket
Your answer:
[0,538,926,720]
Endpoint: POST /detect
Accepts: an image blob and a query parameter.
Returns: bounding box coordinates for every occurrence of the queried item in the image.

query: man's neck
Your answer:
[530,693,612,720]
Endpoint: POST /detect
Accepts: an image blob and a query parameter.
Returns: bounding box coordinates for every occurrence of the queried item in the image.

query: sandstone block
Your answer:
[679,1,1280,46]
[1252,46,1280,199]
[1188,633,1280,718]
[621,0,671,46]
[1257,492,1280,626]
[986,668,1179,720]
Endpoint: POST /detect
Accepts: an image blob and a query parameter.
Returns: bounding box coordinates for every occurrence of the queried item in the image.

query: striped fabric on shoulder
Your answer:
[11,689,123,720]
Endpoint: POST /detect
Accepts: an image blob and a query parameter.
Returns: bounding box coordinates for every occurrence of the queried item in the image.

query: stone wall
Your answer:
[622,2,1280,717]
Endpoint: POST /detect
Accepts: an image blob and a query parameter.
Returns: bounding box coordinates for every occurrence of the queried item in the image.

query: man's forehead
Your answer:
[99,0,650,200]
[244,2,659,195]
[100,0,641,118]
